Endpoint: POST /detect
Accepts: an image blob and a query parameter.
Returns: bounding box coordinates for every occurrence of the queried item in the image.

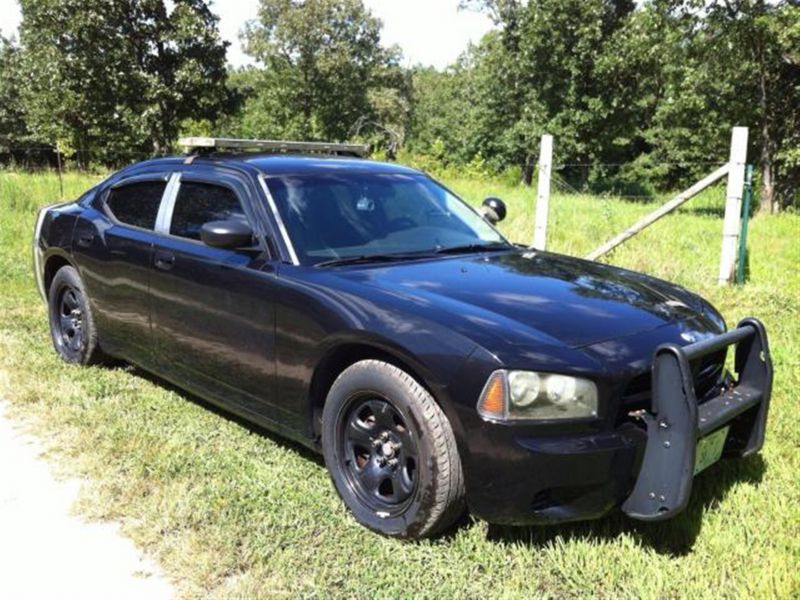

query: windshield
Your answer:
[264,173,508,265]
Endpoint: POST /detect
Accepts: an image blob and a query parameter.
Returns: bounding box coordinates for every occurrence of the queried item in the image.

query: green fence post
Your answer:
[736,164,754,285]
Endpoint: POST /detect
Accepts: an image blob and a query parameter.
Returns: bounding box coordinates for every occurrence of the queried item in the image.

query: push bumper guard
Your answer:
[622,318,773,521]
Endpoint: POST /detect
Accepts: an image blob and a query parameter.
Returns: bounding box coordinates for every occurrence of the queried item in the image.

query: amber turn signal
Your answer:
[477,371,507,420]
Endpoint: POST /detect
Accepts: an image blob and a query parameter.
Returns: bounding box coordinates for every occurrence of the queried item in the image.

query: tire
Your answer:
[322,359,465,539]
[48,265,107,365]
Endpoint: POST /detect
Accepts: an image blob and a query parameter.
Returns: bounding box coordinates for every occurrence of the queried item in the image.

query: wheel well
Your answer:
[308,343,435,441]
[43,255,72,297]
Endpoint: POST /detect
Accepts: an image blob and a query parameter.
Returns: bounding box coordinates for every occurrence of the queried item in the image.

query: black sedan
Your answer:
[33,146,773,539]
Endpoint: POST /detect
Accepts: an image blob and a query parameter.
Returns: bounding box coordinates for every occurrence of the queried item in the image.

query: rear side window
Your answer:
[105,181,166,229]
[170,182,247,241]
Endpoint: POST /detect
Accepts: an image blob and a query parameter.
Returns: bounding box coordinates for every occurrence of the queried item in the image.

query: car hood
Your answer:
[329,249,725,349]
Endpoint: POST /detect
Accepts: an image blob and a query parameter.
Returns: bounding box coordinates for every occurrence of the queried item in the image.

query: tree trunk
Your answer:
[757,33,777,213]
[760,148,775,214]
[521,157,534,187]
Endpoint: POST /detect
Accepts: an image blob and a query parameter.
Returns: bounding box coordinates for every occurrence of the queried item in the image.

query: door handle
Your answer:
[76,232,95,248]
[154,252,176,271]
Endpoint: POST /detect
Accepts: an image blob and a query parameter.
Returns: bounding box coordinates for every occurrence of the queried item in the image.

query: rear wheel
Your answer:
[322,360,465,539]
[48,266,107,365]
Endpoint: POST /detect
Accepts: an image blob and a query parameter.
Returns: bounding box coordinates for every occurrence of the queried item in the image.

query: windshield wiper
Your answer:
[433,242,511,255]
[316,243,510,267]
[315,253,428,268]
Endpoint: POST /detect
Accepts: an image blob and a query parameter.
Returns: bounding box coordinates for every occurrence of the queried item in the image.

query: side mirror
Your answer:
[200,219,254,249]
[481,197,507,224]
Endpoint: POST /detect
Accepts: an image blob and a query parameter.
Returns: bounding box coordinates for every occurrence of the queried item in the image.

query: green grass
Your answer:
[1,170,798,598]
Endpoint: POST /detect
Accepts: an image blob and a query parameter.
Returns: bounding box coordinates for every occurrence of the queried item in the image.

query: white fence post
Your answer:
[719,127,748,285]
[533,134,553,250]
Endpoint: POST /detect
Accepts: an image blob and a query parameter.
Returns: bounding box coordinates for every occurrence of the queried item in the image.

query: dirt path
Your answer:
[0,400,175,600]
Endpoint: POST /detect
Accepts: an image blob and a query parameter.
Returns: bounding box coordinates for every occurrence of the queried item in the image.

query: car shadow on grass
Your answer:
[126,366,325,468]
[483,454,765,556]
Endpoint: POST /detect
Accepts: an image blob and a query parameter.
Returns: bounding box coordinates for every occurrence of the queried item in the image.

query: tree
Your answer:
[615,0,800,209]
[591,1,740,191]
[406,64,475,163]
[716,0,800,212]
[455,0,636,185]
[425,0,799,207]
[139,0,233,154]
[769,2,800,208]
[0,36,39,151]
[239,0,407,144]
[18,0,231,165]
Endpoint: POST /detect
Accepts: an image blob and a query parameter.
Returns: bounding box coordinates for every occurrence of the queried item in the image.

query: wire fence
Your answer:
[554,161,727,168]
[1,143,734,208]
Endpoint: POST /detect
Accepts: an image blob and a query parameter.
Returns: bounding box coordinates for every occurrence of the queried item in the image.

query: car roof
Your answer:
[126,154,423,177]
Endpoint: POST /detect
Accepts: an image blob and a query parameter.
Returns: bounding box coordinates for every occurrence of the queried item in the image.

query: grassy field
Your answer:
[1,170,798,598]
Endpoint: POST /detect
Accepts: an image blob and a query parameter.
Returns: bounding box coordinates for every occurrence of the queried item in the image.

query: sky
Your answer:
[0,0,493,70]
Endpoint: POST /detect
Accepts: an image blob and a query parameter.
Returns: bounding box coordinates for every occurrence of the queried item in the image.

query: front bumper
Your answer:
[621,317,772,520]
[464,318,773,525]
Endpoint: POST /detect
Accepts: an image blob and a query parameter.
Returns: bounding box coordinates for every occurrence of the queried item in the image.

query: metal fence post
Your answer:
[719,127,748,285]
[533,134,553,250]
[736,164,754,285]
[56,143,64,200]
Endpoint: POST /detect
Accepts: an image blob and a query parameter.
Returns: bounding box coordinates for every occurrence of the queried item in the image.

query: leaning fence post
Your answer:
[719,127,748,285]
[533,134,553,250]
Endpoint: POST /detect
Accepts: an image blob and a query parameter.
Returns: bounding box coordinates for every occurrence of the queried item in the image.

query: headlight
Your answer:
[478,370,598,421]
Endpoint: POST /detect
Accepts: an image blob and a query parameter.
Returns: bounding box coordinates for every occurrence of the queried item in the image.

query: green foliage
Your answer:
[624,1,800,210]
[414,1,799,208]
[768,2,800,207]
[415,1,636,184]
[16,0,231,166]
[406,65,477,163]
[231,0,408,151]
[0,37,38,149]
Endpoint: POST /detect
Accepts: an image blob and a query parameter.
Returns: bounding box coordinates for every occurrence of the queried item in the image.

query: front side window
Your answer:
[265,173,507,265]
[170,182,247,241]
[105,181,166,229]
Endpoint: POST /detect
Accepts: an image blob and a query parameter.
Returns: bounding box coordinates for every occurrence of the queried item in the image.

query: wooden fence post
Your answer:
[719,127,748,285]
[533,134,553,250]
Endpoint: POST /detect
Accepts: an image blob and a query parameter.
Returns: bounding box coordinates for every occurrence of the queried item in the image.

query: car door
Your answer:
[72,174,173,365]
[149,170,284,426]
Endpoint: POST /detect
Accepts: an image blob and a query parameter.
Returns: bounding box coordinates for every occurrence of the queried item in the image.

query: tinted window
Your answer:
[265,173,507,264]
[105,181,166,229]
[170,182,246,241]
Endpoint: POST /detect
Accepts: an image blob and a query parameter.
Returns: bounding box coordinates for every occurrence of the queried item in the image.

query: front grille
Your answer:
[693,351,726,398]
[620,349,727,417]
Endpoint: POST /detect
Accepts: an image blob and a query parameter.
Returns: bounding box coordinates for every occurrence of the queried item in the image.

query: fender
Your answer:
[312,330,476,431]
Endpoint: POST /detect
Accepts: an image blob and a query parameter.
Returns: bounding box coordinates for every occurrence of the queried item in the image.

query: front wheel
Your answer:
[322,360,465,539]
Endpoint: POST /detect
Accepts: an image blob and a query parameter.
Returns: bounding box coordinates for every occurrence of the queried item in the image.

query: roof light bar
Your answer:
[178,137,370,157]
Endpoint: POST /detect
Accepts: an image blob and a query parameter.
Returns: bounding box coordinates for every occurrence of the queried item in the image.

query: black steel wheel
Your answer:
[54,285,84,355]
[48,265,106,365]
[340,396,419,512]
[322,360,465,539]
